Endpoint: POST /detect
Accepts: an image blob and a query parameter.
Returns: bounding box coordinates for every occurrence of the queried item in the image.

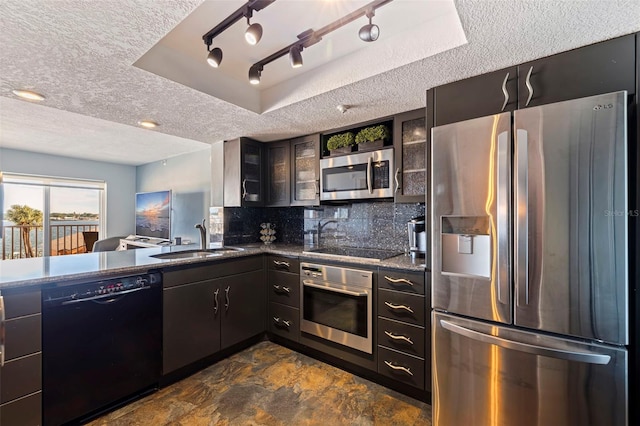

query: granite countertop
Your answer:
[0,243,427,291]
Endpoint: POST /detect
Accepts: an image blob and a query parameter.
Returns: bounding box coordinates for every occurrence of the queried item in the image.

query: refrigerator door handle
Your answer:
[496,130,510,304]
[500,72,509,111]
[440,319,611,365]
[515,129,529,305]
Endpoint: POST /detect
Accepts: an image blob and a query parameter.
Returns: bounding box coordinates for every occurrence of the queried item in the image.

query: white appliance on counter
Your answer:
[431,91,629,426]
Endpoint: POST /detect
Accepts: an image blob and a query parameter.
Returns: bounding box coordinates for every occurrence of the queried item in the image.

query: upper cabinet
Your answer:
[290,134,320,206]
[224,137,264,207]
[394,108,427,203]
[518,34,636,109]
[433,67,518,126]
[265,141,291,207]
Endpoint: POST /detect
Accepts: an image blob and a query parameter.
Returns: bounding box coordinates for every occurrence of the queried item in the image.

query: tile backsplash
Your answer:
[222,206,305,246]
[218,202,424,252]
[304,202,425,253]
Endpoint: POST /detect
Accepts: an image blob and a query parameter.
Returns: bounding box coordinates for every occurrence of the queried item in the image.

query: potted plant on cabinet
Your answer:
[326,132,355,155]
[355,125,390,151]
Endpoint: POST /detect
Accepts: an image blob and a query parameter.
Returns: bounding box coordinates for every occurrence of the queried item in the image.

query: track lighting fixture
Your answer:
[245,13,263,46]
[206,47,223,68]
[202,0,275,68]
[248,65,263,85]
[289,45,303,68]
[359,10,380,42]
[248,0,392,84]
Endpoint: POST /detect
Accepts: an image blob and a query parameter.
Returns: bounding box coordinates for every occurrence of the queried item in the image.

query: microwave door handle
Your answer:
[367,156,373,194]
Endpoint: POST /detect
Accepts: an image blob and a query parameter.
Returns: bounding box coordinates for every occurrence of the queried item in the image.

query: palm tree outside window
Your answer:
[1,173,105,259]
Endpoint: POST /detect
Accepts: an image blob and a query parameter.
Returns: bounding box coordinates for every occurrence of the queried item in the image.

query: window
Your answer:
[1,173,105,259]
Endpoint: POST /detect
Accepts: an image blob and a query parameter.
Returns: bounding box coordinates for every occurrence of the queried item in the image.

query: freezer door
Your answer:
[514,91,628,345]
[433,312,628,426]
[431,112,511,323]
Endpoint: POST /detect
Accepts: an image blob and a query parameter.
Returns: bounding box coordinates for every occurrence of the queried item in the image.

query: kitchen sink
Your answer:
[150,247,244,260]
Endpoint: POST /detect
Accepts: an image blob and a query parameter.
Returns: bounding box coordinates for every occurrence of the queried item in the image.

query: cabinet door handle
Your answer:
[525,66,534,106]
[273,317,291,328]
[224,286,230,311]
[242,179,247,200]
[273,260,290,268]
[384,301,414,313]
[213,288,219,314]
[0,294,5,367]
[384,360,413,376]
[273,316,280,324]
[272,284,290,293]
[394,168,400,194]
[384,331,414,345]
[384,276,414,286]
[315,179,320,196]
[501,72,510,111]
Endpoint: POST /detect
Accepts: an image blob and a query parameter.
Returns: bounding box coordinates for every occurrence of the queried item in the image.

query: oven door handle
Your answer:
[303,279,368,297]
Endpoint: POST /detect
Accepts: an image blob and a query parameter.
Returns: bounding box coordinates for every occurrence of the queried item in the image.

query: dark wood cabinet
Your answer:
[517,34,636,109]
[376,269,430,391]
[0,288,42,426]
[162,257,265,375]
[393,108,427,203]
[224,137,264,207]
[221,270,265,349]
[290,134,320,206]
[267,255,300,342]
[265,140,291,207]
[162,278,221,374]
[433,66,518,126]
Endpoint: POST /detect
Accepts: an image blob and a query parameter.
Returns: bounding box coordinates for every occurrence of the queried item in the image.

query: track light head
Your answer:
[359,10,379,42]
[245,22,263,45]
[249,65,262,85]
[207,47,223,68]
[289,45,303,68]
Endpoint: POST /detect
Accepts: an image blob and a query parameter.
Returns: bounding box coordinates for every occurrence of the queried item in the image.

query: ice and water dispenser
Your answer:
[440,216,491,278]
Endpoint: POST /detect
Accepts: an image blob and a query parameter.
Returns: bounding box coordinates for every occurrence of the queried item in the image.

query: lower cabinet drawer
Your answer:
[5,314,41,361]
[268,303,300,342]
[0,391,42,426]
[0,352,42,404]
[377,346,425,390]
[378,289,425,326]
[268,271,300,308]
[377,317,425,359]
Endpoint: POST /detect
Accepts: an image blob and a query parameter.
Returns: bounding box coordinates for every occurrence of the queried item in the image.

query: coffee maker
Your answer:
[407,215,427,258]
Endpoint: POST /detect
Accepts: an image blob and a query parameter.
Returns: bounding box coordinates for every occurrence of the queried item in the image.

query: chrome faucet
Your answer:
[317,220,338,243]
[195,219,207,250]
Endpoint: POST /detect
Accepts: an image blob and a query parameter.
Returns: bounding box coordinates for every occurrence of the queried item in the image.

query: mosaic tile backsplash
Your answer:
[304,202,425,253]
[223,207,305,246]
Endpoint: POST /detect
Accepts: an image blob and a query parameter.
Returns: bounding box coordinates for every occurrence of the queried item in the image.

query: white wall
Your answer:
[0,148,136,237]
[136,148,211,244]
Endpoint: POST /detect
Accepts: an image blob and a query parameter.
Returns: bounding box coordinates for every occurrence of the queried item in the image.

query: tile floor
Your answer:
[89,341,432,425]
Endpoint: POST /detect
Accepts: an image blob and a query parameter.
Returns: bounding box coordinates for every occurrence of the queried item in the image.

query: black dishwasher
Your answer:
[42,273,162,426]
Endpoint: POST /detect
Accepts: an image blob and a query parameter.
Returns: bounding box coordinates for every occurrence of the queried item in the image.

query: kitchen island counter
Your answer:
[0,243,426,291]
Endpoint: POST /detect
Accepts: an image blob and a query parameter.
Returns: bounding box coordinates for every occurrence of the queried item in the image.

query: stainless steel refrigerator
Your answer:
[431,91,628,426]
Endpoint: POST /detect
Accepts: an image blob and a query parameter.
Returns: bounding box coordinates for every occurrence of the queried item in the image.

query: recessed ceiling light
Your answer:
[12,89,45,101]
[138,120,159,129]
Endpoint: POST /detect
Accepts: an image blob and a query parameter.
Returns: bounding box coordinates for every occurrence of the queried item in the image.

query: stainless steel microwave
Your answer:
[320,148,394,201]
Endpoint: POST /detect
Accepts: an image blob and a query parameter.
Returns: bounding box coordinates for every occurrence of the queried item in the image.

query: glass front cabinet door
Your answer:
[394,109,427,203]
[290,134,320,206]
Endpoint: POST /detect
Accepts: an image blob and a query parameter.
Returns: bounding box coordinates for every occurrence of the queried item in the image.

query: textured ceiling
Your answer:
[136,1,465,112]
[0,0,639,166]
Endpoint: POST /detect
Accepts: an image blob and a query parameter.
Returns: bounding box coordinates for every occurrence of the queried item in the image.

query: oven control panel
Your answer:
[301,263,373,288]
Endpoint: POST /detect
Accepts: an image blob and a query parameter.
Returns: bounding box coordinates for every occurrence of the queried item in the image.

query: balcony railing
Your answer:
[2,223,99,260]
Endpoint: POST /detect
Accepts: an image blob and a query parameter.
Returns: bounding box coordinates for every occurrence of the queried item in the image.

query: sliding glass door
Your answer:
[1,173,105,259]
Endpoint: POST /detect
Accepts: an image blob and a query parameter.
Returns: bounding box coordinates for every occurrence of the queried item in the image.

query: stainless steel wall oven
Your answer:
[300,262,373,354]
